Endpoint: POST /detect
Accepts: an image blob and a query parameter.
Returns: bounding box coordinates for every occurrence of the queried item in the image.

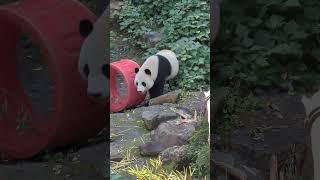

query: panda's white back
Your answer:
[140,56,159,81]
[156,49,179,80]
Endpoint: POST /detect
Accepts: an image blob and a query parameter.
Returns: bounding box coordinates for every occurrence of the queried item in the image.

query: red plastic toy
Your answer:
[110,60,146,113]
[0,0,106,160]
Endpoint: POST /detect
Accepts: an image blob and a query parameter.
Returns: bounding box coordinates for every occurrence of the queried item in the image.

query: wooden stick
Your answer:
[269,154,278,180]
[170,107,192,119]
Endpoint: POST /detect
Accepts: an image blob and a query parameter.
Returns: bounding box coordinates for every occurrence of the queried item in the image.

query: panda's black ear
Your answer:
[79,19,94,38]
[135,68,139,73]
[145,69,151,76]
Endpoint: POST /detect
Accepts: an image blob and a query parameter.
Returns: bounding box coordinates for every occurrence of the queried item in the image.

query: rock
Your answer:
[142,110,178,130]
[142,110,159,130]
[149,90,182,106]
[152,120,195,147]
[160,145,187,165]
[131,104,178,120]
[139,142,165,156]
[158,111,177,122]
[143,32,163,43]
[212,150,264,180]
[213,150,235,166]
[178,91,208,116]
[110,144,123,162]
[142,111,156,122]
[139,120,195,156]
[110,152,122,162]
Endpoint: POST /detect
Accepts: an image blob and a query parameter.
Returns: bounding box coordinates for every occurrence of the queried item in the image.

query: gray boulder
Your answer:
[142,110,177,130]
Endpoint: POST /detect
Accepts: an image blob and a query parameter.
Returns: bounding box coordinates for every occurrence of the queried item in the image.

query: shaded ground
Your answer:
[0,0,108,179]
[213,92,314,179]
[0,142,107,180]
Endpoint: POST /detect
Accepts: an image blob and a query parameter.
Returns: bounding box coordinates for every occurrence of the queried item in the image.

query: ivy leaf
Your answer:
[242,37,253,47]
[283,20,299,35]
[250,45,265,51]
[268,43,302,56]
[253,30,275,48]
[246,75,258,82]
[304,7,320,21]
[255,57,269,67]
[265,15,285,29]
[283,0,300,7]
[291,31,308,39]
[230,46,246,52]
[257,79,272,87]
[268,43,290,55]
[304,0,317,6]
[248,18,263,27]
[235,24,249,38]
[287,42,302,57]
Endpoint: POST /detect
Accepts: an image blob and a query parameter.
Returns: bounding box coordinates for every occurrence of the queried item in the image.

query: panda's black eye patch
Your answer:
[79,19,93,38]
[142,82,146,87]
[102,64,109,78]
[135,68,139,73]
[83,64,90,77]
[136,82,138,86]
[145,69,151,75]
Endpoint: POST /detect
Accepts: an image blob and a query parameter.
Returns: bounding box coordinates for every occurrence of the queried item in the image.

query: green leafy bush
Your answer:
[183,117,210,178]
[116,0,210,91]
[214,88,265,135]
[215,0,320,92]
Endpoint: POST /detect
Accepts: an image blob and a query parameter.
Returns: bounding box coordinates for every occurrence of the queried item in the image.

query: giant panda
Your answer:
[134,49,179,99]
[78,8,109,99]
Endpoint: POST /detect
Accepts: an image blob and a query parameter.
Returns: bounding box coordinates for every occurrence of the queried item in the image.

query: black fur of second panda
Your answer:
[149,54,172,98]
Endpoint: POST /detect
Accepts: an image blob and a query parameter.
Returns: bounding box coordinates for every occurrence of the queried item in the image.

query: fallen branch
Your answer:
[269,154,278,180]
[149,90,181,105]
[170,107,192,119]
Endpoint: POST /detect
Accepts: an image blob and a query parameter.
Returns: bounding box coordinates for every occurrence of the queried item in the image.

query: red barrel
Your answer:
[110,60,146,112]
[0,0,106,160]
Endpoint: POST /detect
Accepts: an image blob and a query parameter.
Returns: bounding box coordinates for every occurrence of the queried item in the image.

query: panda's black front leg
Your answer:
[149,79,166,99]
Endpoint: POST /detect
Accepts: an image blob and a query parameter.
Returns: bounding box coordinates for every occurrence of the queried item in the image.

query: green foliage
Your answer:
[184,117,210,178]
[178,90,192,102]
[215,88,265,135]
[215,0,320,92]
[117,0,210,91]
[127,156,196,180]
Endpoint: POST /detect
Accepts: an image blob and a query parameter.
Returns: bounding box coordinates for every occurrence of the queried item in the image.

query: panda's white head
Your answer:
[78,9,109,99]
[134,68,154,94]
[134,55,159,94]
